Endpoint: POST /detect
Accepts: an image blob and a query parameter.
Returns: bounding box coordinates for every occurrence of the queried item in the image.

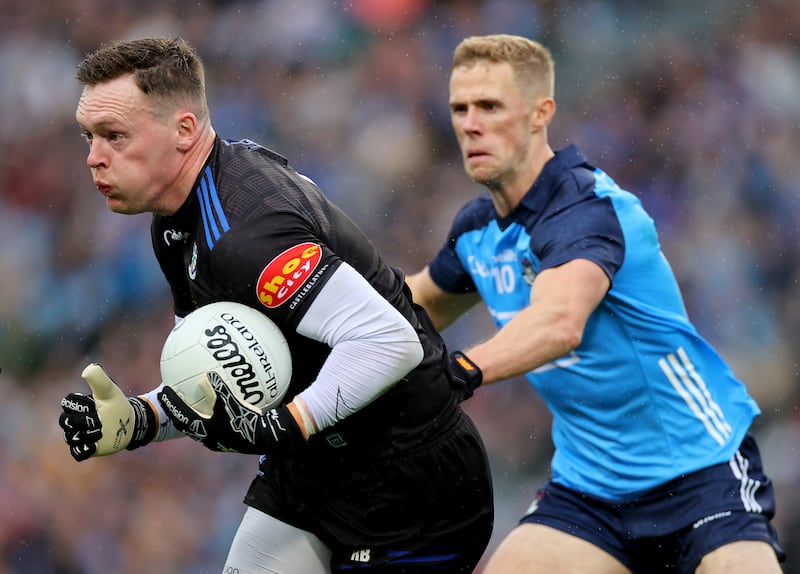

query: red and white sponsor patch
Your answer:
[256,242,322,308]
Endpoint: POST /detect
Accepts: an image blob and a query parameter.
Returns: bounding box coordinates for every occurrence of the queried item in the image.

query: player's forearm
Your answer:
[295,263,424,431]
[465,307,581,384]
[405,269,479,332]
[469,259,606,385]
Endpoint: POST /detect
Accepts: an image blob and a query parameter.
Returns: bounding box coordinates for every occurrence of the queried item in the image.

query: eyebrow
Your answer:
[450,97,500,107]
[77,117,122,132]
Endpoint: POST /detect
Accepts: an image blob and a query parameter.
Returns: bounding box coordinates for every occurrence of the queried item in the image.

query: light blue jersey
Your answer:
[429,145,760,499]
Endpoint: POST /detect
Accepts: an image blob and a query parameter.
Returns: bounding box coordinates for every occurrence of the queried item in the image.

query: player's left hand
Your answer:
[157,372,303,454]
[448,351,483,402]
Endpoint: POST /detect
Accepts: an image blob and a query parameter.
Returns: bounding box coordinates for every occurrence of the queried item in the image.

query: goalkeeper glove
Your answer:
[59,363,156,462]
[448,351,483,402]
[158,371,304,455]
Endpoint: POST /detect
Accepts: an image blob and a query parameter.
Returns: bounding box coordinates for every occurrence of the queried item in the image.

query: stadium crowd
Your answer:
[0,0,797,572]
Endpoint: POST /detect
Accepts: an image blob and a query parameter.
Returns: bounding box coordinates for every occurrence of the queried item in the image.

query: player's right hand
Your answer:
[158,372,304,455]
[59,363,156,462]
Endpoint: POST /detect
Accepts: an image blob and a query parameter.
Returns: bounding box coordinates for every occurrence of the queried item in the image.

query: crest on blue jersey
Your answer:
[521,257,537,286]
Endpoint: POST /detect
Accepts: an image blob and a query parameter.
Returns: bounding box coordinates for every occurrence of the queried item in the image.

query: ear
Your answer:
[531,96,556,133]
[175,112,199,151]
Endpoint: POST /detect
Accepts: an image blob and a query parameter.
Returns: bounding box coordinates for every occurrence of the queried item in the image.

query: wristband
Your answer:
[126,397,158,450]
[292,398,318,439]
[452,351,482,389]
[449,351,483,401]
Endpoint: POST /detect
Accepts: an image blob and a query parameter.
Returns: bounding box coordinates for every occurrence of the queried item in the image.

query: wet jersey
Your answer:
[428,144,761,499]
[151,137,453,451]
[150,138,494,562]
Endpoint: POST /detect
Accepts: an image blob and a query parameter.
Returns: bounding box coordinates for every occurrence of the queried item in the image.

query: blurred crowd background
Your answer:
[0,0,798,572]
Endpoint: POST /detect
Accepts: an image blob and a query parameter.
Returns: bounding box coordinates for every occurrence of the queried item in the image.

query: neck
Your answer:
[158,126,217,216]
[488,144,555,217]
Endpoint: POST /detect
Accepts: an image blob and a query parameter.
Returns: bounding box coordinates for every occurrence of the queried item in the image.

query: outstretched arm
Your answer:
[466,258,610,385]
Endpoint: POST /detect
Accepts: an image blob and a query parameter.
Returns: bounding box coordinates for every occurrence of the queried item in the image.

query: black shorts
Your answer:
[244,399,494,573]
[521,434,785,573]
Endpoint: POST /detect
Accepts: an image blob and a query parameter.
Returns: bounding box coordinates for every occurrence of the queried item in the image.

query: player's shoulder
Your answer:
[450,194,495,237]
[214,138,294,190]
[207,138,320,222]
[219,137,290,165]
[528,144,624,216]
[549,145,600,197]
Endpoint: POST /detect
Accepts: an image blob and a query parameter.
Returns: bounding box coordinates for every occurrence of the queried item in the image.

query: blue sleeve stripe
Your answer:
[197,166,230,249]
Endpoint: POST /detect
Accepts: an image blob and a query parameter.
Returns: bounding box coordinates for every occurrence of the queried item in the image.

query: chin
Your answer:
[467,169,497,186]
[106,198,139,215]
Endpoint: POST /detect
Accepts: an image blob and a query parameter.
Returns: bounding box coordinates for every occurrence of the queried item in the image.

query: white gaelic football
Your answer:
[160,301,292,416]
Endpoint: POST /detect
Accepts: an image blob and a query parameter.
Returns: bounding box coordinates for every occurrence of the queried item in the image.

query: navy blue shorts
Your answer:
[521,434,785,573]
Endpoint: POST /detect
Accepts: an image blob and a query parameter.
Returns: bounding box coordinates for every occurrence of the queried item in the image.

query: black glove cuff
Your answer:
[450,351,483,400]
[127,397,157,450]
[260,405,305,451]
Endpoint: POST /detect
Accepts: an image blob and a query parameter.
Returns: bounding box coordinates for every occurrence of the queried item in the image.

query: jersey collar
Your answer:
[518,144,593,213]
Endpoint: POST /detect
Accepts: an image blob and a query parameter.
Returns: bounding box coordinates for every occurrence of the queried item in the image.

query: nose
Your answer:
[461,106,482,135]
[86,139,106,169]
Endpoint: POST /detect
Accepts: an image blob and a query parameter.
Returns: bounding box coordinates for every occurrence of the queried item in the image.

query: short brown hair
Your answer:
[452,34,555,99]
[77,37,209,121]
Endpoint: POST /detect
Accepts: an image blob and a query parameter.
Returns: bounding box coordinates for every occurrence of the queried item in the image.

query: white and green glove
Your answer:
[59,363,156,462]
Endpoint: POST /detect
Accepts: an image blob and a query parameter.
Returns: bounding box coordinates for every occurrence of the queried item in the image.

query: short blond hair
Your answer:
[452,34,555,99]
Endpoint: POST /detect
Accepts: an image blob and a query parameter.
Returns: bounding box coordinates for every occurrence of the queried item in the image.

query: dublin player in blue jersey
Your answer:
[407,34,784,573]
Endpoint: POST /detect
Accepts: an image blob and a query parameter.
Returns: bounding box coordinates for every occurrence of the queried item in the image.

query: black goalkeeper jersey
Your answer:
[151,137,453,450]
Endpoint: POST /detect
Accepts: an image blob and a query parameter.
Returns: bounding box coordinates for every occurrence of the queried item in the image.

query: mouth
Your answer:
[95,181,112,196]
[466,149,490,160]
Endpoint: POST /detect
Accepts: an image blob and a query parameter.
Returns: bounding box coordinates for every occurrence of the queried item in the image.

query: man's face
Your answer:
[449,61,535,188]
[76,75,181,215]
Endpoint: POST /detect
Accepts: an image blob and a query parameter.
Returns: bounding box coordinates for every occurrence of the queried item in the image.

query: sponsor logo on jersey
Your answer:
[188,242,198,280]
[163,229,190,246]
[256,243,322,308]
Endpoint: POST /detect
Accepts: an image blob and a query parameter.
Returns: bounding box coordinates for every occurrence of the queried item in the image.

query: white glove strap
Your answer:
[141,384,186,442]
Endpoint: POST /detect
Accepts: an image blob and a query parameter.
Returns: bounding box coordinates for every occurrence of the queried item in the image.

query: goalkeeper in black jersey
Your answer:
[58,37,493,574]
